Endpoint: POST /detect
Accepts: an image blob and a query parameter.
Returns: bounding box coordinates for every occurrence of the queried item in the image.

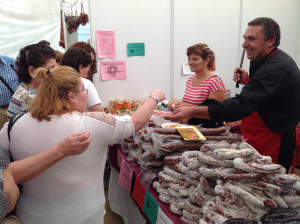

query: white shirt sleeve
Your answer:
[114,115,135,141]
[81,78,102,110]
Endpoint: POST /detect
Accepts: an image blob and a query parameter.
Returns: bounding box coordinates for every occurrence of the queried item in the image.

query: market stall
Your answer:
[107,121,300,224]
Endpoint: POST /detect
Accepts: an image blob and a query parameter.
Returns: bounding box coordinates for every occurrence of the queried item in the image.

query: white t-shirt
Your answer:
[81,78,102,110]
[0,112,135,224]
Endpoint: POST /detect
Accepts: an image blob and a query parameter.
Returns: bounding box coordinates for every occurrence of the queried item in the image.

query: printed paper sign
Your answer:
[100,61,126,80]
[131,175,146,210]
[182,62,195,75]
[117,158,133,193]
[143,190,159,224]
[127,43,145,56]
[156,207,173,224]
[96,31,116,58]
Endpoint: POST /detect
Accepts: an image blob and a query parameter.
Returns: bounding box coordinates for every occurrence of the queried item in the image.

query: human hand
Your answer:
[233,67,249,85]
[149,89,166,102]
[164,107,194,122]
[58,131,91,156]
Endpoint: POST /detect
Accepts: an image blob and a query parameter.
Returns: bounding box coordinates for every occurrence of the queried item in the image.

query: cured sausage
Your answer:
[185,173,200,187]
[184,198,203,214]
[182,151,200,165]
[197,127,226,136]
[157,141,204,152]
[168,182,186,191]
[204,135,242,142]
[180,216,199,224]
[174,161,189,174]
[187,158,202,170]
[202,205,228,224]
[188,170,201,179]
[158,171,185,185]
[199,165,224,178]
[264,191,288,208]
[170,202,183,215]
[163,152,183,164]
[195,183,214,201]
[219,168,265,182]
[222,218,257,224]
[224,182,265,208]
[233,158,281,174]
[260,207,300,224]
[199,176,216,196]
[163,165,185,180]
[213,148,254,160]
[249,181,283,194]
[158,193,176,204]
[197,151,233,167]
[182,209,203,221]
[267,173,300,184]
[167,187,180,199]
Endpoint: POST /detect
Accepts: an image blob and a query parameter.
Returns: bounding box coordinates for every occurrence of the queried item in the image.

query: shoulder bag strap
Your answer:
[0,75,14,95]
[8,112,27,141]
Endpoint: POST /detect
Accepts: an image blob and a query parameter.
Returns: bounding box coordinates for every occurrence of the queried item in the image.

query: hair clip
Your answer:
[25,50,30,62]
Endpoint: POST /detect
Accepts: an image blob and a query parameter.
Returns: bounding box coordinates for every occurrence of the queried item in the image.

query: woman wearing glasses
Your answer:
[0,65,165,224]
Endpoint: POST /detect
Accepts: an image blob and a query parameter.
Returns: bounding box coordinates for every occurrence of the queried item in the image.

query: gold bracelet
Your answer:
[148,95,159,104]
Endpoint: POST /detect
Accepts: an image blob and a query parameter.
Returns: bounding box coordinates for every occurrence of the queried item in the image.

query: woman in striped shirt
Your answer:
[169,43,226,127]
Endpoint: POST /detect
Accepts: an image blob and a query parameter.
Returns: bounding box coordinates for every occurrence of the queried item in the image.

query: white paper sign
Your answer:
[155,207,173,224]
[182,62,195,75]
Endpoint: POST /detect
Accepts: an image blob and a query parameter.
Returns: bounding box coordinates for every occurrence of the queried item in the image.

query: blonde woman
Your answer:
[0,66,165,224]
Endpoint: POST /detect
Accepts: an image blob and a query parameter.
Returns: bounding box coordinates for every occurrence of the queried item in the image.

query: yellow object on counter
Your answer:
[176,125,206,141]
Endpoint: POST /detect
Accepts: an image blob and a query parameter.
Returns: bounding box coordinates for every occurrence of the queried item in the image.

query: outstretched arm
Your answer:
[131,89,166,131]
[9,131,91,185]
[165,106,210,122]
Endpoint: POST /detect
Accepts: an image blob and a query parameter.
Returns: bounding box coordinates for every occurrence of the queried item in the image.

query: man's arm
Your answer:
[165,106,210,122]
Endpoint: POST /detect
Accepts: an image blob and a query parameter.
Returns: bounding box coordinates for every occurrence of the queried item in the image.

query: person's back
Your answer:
[10,112,119,224]
[0,56,19,129]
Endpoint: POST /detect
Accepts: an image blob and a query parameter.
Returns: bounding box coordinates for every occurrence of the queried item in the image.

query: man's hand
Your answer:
[233,67,249,85]
[164,107,194,122]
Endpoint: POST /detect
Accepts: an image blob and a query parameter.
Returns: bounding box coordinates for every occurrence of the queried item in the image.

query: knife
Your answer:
[236,48,246,88]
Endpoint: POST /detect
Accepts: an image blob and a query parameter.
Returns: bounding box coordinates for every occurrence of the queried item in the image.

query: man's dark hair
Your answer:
[61,47,91,72]
[248,17,281,47]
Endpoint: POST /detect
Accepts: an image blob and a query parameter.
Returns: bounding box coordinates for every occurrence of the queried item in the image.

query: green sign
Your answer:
[127,43,145,56]
[143,190,159,224]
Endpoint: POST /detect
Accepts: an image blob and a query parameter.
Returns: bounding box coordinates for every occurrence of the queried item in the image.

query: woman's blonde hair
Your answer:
[30,66,81,121]
[186,43,216,71]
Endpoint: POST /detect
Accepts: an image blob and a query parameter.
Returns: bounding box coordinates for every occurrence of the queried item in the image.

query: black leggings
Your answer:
[277,129,296,173]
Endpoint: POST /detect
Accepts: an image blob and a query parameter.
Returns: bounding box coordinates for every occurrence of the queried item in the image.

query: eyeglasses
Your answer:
[78,88,88,94]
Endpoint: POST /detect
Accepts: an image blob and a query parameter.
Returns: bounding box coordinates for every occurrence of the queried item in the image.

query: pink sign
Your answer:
[96,31,116,58]
[117,158,133,193]
[100,61,126,80]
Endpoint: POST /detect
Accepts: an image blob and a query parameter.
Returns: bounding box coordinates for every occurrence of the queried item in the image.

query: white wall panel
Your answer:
[90,0,172,105]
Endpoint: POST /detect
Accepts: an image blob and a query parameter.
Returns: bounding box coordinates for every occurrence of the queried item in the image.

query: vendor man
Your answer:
[166,17,300,173]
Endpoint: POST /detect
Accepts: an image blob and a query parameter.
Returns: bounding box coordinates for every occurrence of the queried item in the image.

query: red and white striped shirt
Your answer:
[182,75,225,105]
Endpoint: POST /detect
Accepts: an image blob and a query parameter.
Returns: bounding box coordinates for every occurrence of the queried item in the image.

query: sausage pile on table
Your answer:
[153,141,300,224]
[122,124,300,224]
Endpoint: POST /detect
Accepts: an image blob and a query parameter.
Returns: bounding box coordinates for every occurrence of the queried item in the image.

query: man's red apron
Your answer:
[241,111,281,163]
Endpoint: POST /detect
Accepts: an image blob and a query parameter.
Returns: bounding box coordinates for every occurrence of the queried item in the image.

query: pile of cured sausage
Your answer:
[152,141,300,224]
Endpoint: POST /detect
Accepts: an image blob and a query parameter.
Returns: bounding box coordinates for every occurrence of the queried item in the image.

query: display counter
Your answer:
[108,144,181,224]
